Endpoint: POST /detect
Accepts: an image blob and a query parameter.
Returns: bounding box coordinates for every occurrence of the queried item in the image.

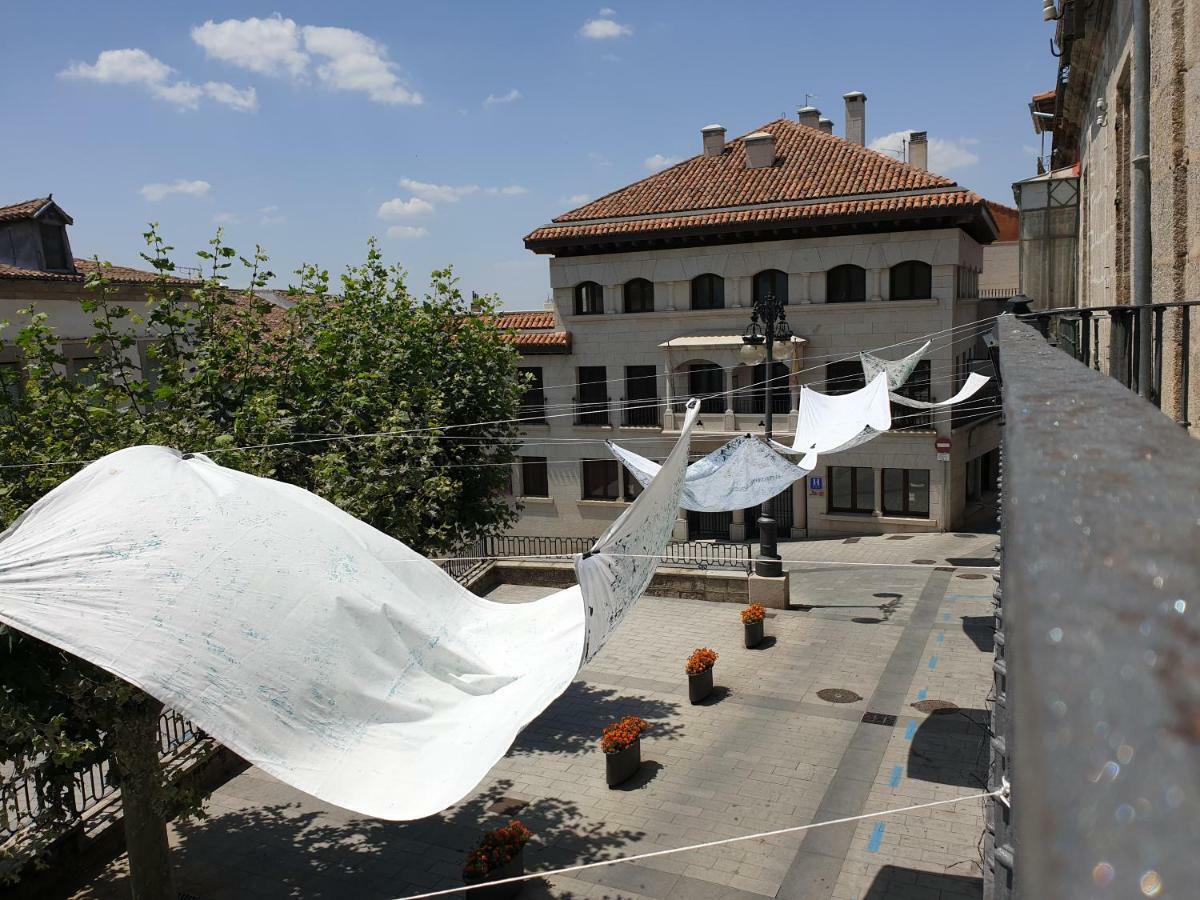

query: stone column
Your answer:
[872,467,883,517]
[662,352,676,430]
[870,269,884,302]
[730,507,746,542]
[604,283,620,315]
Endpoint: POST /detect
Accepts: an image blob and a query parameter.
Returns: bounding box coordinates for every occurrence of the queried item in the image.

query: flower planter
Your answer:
[688,666,714,704]
[464,847,525,900]
[744,619,764,648]
[605,737,641,788]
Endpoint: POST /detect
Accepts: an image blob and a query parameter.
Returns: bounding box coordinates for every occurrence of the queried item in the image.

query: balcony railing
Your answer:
[519,392,547,422]
[986,316,1199,898]
[621,399,660,427]
[573,396,610,426]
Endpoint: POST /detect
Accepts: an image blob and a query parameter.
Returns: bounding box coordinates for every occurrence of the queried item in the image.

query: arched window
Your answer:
[623,278,655,313]
[690,273,725,310]
[889,261,932,301]
[826,264,866,303]
[687,362,725,413]
[574,281,604,315]
[753,269,788,305]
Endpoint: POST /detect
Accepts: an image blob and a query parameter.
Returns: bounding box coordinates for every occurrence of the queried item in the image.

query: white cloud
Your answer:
[213,211,240,224]
[644,153,682,171]
[192,15,309,78]
[869,130,980,172]
[599,7,617,16]
[140,179,211,202]
[485,185,528,196]
[398,178,479,203]
[378,196,436,219]
[59,48,255,111]
[259,205,286,225]
[580,15,633,39]
[302,25,421,105]
[483,88,522,107]
[567,193,591,204]
[387,225,429,239]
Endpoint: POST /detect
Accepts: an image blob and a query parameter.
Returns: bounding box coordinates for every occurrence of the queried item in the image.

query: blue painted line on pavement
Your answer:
[889,765,903,788]
[928,655,939,669]
[944,593,988,600]
[867,822,885,852]
[943,612,952,622]
[936,632,945,643]
[904,719,917,740]
[917,688,927,700]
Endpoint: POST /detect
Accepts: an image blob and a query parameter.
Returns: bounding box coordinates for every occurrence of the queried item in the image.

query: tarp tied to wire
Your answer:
[0,400,700,820]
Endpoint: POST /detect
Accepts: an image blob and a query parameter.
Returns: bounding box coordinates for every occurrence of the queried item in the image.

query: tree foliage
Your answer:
[0,229,525,874]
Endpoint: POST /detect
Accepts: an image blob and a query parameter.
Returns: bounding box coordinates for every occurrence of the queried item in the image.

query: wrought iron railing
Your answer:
[621,400,660,428]
[1018,299,1198,427]
[985,316,1199,898]
[1,709,203,841]
[519,392,547,422]
[573,396,610,426]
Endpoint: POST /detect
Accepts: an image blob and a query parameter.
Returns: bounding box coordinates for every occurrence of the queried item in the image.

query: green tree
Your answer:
[0,229,525,896]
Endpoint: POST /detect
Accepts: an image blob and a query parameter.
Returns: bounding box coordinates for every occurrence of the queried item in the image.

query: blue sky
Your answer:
[1,2,1053,310]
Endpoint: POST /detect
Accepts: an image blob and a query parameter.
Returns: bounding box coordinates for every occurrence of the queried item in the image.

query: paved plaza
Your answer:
[74,532,997,900]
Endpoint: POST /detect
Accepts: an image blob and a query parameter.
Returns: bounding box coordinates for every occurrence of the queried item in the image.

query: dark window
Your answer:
[889,261,932,301]
[622,468,644,501]
[576,365,608,425]
[582,459,619,500]
[40,224,69,271]
[574,281,604,315]
[735,362,789,414]
[623,365,659,427]
[521,457,549,497]
[623,278,654,313]
[518,366,545,421]
[828,466,874,514]
[882,468,930,517]
[690,273,725,310]
[824,360,866,395]
[826,265,866,303]
[891,359,932,431]
[65,355,101,387]
[753,269,788,305]
[688,362,724,413]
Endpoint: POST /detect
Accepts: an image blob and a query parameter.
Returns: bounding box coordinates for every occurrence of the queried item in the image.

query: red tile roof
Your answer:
[986,202,1020,242]
[526,118,995,251]
[508,330,571,354]
[0,197,54,223]
[496,311,555,329]
[0,258,198,285]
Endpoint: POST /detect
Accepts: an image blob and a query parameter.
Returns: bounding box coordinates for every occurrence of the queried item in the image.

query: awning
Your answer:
[659,334,807,350]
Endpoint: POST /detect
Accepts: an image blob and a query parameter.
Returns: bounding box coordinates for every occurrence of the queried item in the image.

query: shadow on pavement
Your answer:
[862,864,982,899]
[610,760,663,792]
[961,616,996,653]
[907,708,990,789]
[509,682,684,757]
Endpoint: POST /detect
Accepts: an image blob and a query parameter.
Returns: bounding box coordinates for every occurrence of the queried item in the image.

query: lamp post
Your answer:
[741,292,793,578]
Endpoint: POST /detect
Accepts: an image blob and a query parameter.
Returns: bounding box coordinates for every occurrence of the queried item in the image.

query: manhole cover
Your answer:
[486,796,529,815]
[862,711,898,727]
[851,617,884,624]
[873,592,902,599]
[886,535,913,541]
[911,558,937,565]
[912,699,960,715]
[957,573,987,580]
[843,537,861,544]
[817,688,862,704]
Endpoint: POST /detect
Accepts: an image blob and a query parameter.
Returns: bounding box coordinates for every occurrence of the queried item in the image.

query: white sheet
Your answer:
[889,372,991,409]
[861,341,931,390]
[788,372,892,459]
[608,433,810,514]
[0,406,701,820]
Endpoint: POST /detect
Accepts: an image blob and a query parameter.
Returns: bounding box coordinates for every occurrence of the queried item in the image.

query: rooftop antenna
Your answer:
[804,92,818,107]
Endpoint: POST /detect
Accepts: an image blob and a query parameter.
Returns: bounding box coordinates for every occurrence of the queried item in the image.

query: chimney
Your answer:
[908,130,928,170]
[701,124,726,157]
[743,131,776,169]
[818,117,833,134]
[797,106,821,129]
[844,91,867,145]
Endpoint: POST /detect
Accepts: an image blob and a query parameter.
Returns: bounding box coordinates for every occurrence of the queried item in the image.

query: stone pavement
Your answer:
[73,531,996,900]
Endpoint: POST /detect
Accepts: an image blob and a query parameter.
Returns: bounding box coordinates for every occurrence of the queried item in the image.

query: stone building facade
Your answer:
[508,102,1009,541]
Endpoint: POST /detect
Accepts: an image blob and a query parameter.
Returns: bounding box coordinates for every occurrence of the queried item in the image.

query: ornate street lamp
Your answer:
[742,293,793,577]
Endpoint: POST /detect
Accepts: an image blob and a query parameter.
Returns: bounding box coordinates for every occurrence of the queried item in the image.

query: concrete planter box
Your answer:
[605,738,641,788]
[688,667,714,704]
[463,848,525,900]
[744,619,764,648]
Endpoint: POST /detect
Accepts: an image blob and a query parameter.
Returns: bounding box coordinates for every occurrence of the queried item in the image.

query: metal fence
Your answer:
[1,709,202,841]
[986,316,1200,898]
[438,533,752,579]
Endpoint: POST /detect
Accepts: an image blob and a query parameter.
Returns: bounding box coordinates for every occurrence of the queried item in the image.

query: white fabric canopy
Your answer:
[608,432,810,514]
[888,372,991,409]
[0,403,700,820]
[786,372,892,460]
[861,341,931,390]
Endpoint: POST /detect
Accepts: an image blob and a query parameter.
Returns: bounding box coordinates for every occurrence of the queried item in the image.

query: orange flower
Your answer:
[600,715,647,754]
[741,604,766,624]
[463,819,533,878]
[685,647,718,674]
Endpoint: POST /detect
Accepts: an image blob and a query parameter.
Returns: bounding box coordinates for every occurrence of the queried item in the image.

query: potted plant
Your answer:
[601,715,647,787]
[741,603,766,648]
[685,647,719,704]
[463,820,533,899]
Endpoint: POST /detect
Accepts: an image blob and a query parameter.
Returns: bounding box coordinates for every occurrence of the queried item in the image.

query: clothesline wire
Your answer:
[0,317,999,471]
[394,788,1004,900]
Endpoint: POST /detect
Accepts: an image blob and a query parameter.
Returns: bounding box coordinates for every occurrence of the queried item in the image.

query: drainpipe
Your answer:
[1131,0,1153,399]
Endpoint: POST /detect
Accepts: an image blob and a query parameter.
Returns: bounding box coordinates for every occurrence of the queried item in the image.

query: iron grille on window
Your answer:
[575,365,609,425]
[623,365,659,426]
